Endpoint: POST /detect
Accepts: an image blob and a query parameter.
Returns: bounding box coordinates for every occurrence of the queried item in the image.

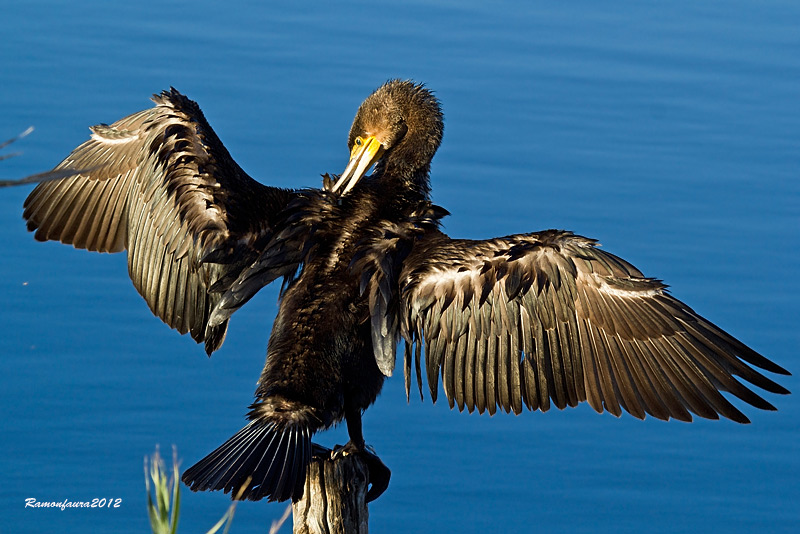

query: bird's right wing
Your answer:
[394,230,789,423]
[23,89,298,354]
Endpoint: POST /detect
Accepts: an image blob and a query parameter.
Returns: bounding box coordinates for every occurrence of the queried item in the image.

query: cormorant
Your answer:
[19,81,790,504]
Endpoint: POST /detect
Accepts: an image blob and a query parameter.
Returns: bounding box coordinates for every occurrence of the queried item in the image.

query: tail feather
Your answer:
[285,428,311,501]
[182,420,311,502]
[207,423,274,492]
[190,421,270,491]
[271,430,295,501]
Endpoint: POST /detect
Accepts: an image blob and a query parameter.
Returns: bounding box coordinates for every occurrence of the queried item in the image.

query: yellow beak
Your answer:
[329,136,385,196]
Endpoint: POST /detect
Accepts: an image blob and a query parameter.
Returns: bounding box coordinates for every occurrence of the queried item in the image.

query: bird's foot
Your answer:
[329,440,391,502]
[311,443,333,458]
[330,440,363,460]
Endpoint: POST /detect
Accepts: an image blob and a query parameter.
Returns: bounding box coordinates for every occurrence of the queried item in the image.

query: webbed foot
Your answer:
[325,440,391,502]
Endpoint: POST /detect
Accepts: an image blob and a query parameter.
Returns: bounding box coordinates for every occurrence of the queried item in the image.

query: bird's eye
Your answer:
[355,137,363,147]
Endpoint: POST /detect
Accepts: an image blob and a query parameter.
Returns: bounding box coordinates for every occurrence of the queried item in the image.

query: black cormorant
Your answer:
[19,81,790,503]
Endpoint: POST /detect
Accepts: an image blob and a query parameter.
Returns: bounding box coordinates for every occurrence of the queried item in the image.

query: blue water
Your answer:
[1,1,798,533]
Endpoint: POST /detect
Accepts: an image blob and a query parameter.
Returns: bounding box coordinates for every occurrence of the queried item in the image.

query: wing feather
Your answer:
[485,334,497,416]
[577,318,604,414]
[454,330,467,412]
[23,89,296,353]
[414,336,424,401]
[394,230,789,423]
[443,338,456,410]
[521,352,538,412]
[463,330,478,413]
[497,330,511,413]
[475,336,488,414]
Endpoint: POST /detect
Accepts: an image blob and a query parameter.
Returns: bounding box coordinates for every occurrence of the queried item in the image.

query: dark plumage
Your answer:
[22,90,295,352]
[19,81,789,504]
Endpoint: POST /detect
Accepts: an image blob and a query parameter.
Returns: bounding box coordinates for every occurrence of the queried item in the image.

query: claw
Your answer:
[312,440,391,502]
[331,440,361,460]
[311,443,332,458]
[361,449,391,502]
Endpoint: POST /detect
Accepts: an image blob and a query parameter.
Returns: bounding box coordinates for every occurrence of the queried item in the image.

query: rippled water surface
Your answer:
[1,1,798,533]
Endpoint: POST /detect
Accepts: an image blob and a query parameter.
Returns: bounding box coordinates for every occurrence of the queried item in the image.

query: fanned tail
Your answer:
[182,420,312,502]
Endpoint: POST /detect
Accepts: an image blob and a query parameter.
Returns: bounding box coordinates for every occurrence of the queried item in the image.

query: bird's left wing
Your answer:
[392,230,789,423]
[22,89,298,354]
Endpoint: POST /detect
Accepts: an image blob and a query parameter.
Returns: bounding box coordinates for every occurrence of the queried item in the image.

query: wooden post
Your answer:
[292,452,370,534]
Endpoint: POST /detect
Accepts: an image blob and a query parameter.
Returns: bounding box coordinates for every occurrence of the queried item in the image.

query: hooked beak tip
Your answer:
[329,137,385,196]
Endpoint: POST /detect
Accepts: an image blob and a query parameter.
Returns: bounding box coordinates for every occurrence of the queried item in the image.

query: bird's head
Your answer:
[328,80,443,198]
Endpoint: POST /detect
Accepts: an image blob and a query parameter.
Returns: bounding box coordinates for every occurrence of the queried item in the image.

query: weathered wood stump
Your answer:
[292,452,371,534]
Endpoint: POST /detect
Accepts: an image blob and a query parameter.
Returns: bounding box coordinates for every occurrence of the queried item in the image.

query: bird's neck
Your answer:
[377,161,432,203]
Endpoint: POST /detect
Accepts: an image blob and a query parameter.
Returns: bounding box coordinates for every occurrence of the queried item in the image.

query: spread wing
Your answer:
[394,230,789,423]
[22,89,297,354]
